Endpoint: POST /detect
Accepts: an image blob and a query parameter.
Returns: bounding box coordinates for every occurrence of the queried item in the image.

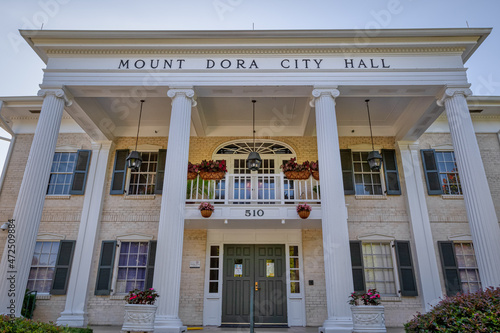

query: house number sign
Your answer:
[245,209,264,217]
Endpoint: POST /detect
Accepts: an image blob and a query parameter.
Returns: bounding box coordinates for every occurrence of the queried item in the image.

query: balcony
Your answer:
[186,173,321,205]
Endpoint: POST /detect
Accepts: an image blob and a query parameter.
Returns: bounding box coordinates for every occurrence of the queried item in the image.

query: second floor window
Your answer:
[47,152,77,195]
[352,152,383,195]
[128,152,158,195]
[435,151,462,195]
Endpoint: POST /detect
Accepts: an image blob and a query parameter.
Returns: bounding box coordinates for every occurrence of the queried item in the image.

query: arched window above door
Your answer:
[214,140,294,155]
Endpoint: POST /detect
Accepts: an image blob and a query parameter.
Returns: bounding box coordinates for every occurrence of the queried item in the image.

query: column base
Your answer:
[319,317,353,333]
[154,315,187,333]
[56,311,87,327]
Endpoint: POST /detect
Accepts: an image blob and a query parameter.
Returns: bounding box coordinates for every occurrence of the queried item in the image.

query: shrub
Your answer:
[0,315,93,332]
[404,287,500,332]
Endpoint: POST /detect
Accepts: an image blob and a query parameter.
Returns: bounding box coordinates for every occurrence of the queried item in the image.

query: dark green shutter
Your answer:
[421,149,443,195]
[382,149,401,195]
[340,149,355,195]
[438,241,462,296]
[51,240,76,295]
[155,150,167,194]
[70,150,91,195]
[350,241,365,293]
[110,150,129,195]
[395,241,418,296]
[95,241,116,295]
[145,241,157,289]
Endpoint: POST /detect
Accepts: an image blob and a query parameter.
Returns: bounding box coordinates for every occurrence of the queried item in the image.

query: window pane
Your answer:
[289,246,298,257]
[290,282,300,293]
[209,282,218,293]
[210,246,220,256]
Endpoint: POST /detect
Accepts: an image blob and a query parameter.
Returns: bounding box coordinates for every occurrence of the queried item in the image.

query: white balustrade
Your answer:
[185,172,321,204]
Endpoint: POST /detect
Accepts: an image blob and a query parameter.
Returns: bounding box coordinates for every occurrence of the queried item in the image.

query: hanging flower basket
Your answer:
[187,172,198,180]
[285,170,311,180]
[312,171,320,181]
[199,171,225,180]
[297,203,312,219]
[298,210,310,219]
[199,202,214,218]
[187,162,199,180]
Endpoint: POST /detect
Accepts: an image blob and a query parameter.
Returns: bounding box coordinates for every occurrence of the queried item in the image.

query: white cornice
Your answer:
[44,47,466,56]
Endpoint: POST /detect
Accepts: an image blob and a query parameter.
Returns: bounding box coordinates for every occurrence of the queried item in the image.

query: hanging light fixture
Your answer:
[365,99,383,172]
[126,100,145,170]
[246,100,262,171]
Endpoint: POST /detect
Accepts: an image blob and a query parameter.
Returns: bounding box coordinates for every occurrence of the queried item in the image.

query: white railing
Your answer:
[186,172,321,204]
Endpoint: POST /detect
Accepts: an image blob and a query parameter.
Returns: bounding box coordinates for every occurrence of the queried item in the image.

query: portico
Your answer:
[0,28,499,332]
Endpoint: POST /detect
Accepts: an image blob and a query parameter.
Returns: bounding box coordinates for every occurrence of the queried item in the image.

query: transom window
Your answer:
[454,242,481,293]
[353,152,383,195]
[28,241,60,293]
[116,241,149,293]
[216,141,293,155]
[362,242,397,296]
[128,152,158,195]
[435,151,462,195]
[47,152,77,195]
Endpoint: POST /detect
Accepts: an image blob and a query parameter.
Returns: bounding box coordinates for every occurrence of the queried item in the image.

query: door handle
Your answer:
[255,282,259,291]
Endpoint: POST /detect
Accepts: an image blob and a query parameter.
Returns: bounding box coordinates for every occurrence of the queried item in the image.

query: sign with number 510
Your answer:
[245,209,264,217]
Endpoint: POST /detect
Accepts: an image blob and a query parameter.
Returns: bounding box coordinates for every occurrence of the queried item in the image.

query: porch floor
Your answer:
[90,326,404,333]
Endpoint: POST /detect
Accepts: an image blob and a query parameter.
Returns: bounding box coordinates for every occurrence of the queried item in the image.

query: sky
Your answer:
[0,0,499,178]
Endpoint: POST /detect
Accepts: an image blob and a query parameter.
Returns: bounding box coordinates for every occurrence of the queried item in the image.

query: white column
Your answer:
[0,89,70,316]
[438,87,500,288]
[397,142,443,310]
[154,88,195,333]
[311,88,353,333]
[57,141,114,327]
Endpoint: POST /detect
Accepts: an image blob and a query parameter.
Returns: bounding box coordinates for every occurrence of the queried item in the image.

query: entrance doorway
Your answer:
[222,244,288,326]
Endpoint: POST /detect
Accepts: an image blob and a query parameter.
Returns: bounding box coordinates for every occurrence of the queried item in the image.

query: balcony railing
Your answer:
[186,173,320,204]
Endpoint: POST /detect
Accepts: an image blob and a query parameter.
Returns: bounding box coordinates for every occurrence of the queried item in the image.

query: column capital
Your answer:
[396,141,420,152]
[167,88,197,107]
[91,141,114,151]
[437,86,472,106]
[37,89,73,107]
[310,88,340,107]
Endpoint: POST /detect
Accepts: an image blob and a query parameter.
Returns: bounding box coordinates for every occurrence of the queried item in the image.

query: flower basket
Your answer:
[351,305,386,333]
[298,210,310,219]
[122,303,158,332]
[187,172,198,180]
[312,170,320,181]
[199,171,225,180]
[201,209,213,218]
[284,170,311,180]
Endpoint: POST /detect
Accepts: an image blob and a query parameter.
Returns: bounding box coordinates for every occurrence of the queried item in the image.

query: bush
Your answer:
[404,287,500,332]
[0,316,93,333]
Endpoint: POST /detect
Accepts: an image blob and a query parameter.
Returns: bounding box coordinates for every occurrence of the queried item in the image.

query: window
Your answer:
[127,152,158,195]
[208,246,220,293]
[47,152,77,195]
[28,241,60,293]
[289,246,301,294]
[352,152,383,195]
[435,151,462,195]
[361,242,397,296]
[116,241,149,293]
[454,243,481,293]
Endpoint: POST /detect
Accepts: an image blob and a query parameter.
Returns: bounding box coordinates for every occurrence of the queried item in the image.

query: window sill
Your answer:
[442,195,464,200]
[36,294,51,300]
[110,294,126,300]
[124,195,156,200]
[355,195,387,200]
[45,195,71,200]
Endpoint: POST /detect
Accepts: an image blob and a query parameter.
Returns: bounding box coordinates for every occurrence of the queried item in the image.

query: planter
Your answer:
[199,171,225,180]
[187,172,198,180]
[312,170,320,181]
[351,305,386,333]
[201,209,213,218]
[298,210,310,219]
[284,170,311,180]
[122,304,158,332]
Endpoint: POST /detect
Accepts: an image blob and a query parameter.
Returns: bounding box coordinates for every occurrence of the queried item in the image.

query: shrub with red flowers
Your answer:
[348,289,381,306]
[199,160,227,173]
[404,287,500,332]
[280,158,310,172]
[296,203,312,213]
[125,288,159,305]
[188,162,199,173]
[198,202,215,212]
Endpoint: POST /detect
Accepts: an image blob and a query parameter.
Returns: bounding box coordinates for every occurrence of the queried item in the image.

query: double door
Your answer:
[222,244,287,326]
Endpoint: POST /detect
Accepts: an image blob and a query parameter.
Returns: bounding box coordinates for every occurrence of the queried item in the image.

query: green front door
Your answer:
[222,244,287,326]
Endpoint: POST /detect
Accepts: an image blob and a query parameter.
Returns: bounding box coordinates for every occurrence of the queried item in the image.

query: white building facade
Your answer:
[0,28,499,332]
